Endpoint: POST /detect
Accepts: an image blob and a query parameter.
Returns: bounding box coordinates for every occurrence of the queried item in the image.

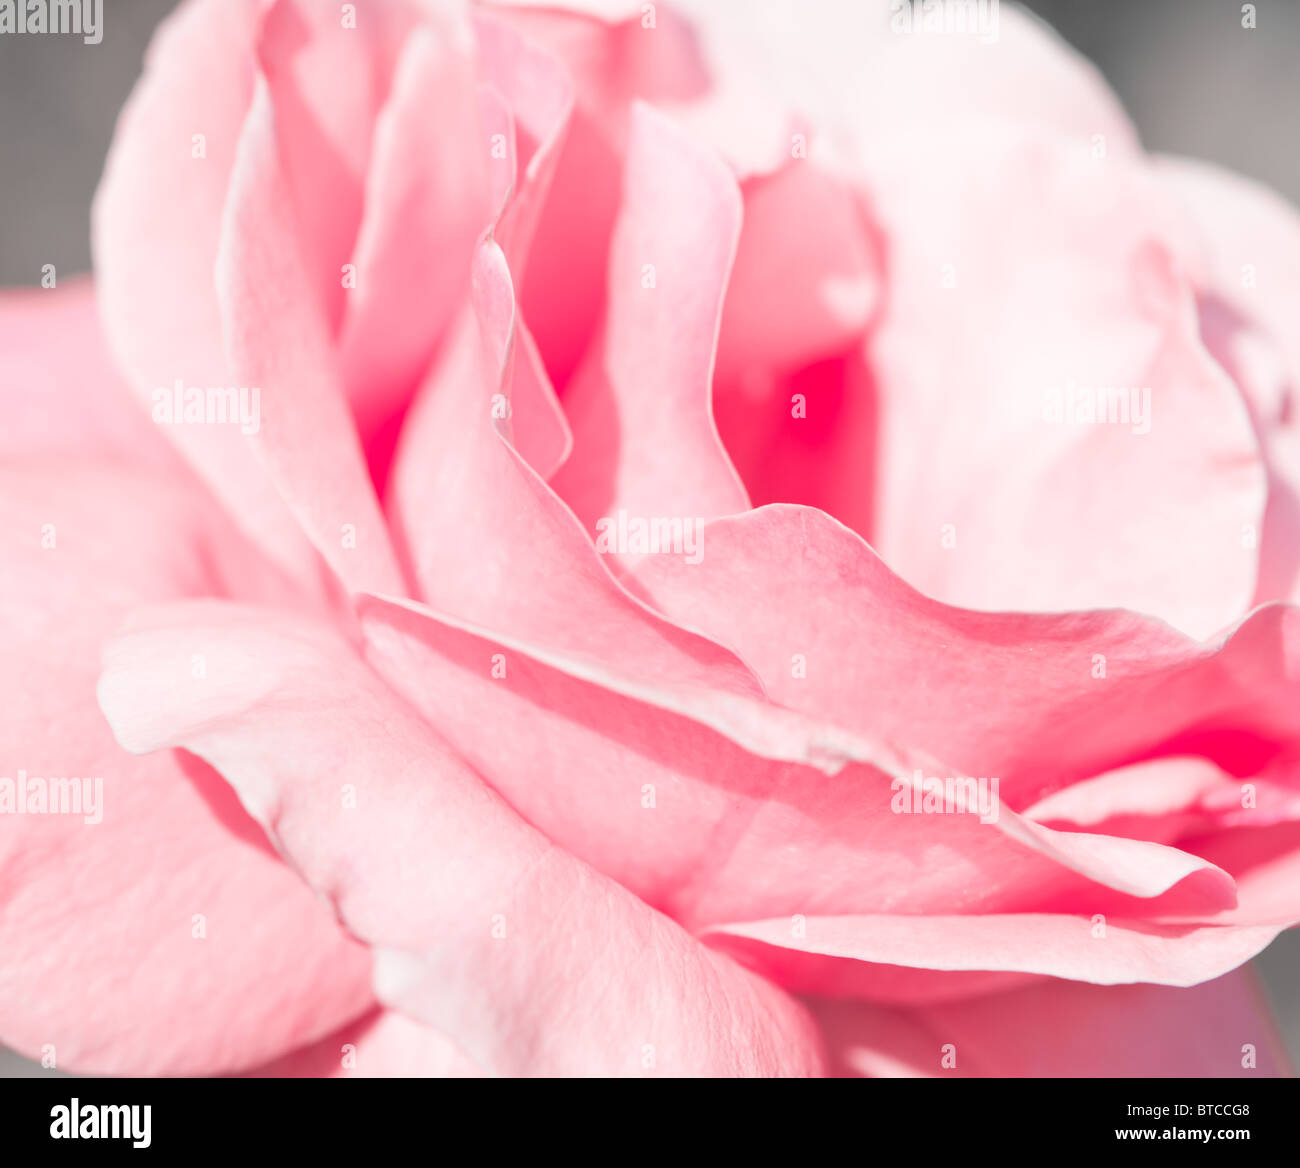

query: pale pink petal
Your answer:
[703,913,1283,1000]
[98,601,827,1077]
[336,20,492,446]
[1156,156,1300,605]
[478,83,517,228]
[551,103,749,537]
[861,132,1262,638]
[216,77,406,595]
[91,0,322,589]
[357,594,1238,932]
[1022,756,1300,839]
[1155,158,1300,411]
[256,0,393,335]
[708,164,881,539]
[499,4,710,387]
[0,462,369,1074]
[472,9,574,281]
[813,967,1290,1077]
[246,1008,485,1078]
[667,0,1139,158]
[485,0,646,20]
[1181,823,1300,929]
[385,238,761,686]
[1025,758,1233,837]
[855,0,1139,156]
[469,14,576,481]
[631,505,1300,808]
[609,0,1141,187]
[0,279,177,467]
[644,3,800,179]
[505,317,573,481]
[714,159,878,385]
[508,101,619,390]
[807,999,941,1078]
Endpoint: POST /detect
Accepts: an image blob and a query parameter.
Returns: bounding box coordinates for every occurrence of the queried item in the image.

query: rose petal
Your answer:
[91,0,322,589]
[216,76,406,595]
[98,601,827,1077]
[357,593,1237,930]
[0,279,176,468]
[703,912,1283,1000]
[630,505,1300,807]
[336,20,492,447]
[673,0,1141,169]
[246,1008,485,1078]
[472,8,574,280]
[714,159,878,385]
[551,103,749,539]
[0,461,369,1074]
[861,131,1262,637]
[386,238,761,687]
[812,967,1290,1077]
[256,0,400,335]
[498,3,710,387]
[1156,156,1300,606]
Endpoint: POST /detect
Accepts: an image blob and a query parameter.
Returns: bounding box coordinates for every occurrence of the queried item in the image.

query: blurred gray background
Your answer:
[0,0,1297,1073]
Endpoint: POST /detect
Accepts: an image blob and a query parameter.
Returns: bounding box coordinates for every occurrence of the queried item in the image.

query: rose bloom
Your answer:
[2,0,1298,1078]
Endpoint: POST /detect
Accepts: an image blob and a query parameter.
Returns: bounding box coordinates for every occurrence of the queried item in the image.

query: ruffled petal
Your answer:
[551,104,749,538]
[99,601,827,1077]
[215,76,406,594]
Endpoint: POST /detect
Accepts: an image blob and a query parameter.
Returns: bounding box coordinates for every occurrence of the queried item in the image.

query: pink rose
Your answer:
[2,0,1297,1076]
